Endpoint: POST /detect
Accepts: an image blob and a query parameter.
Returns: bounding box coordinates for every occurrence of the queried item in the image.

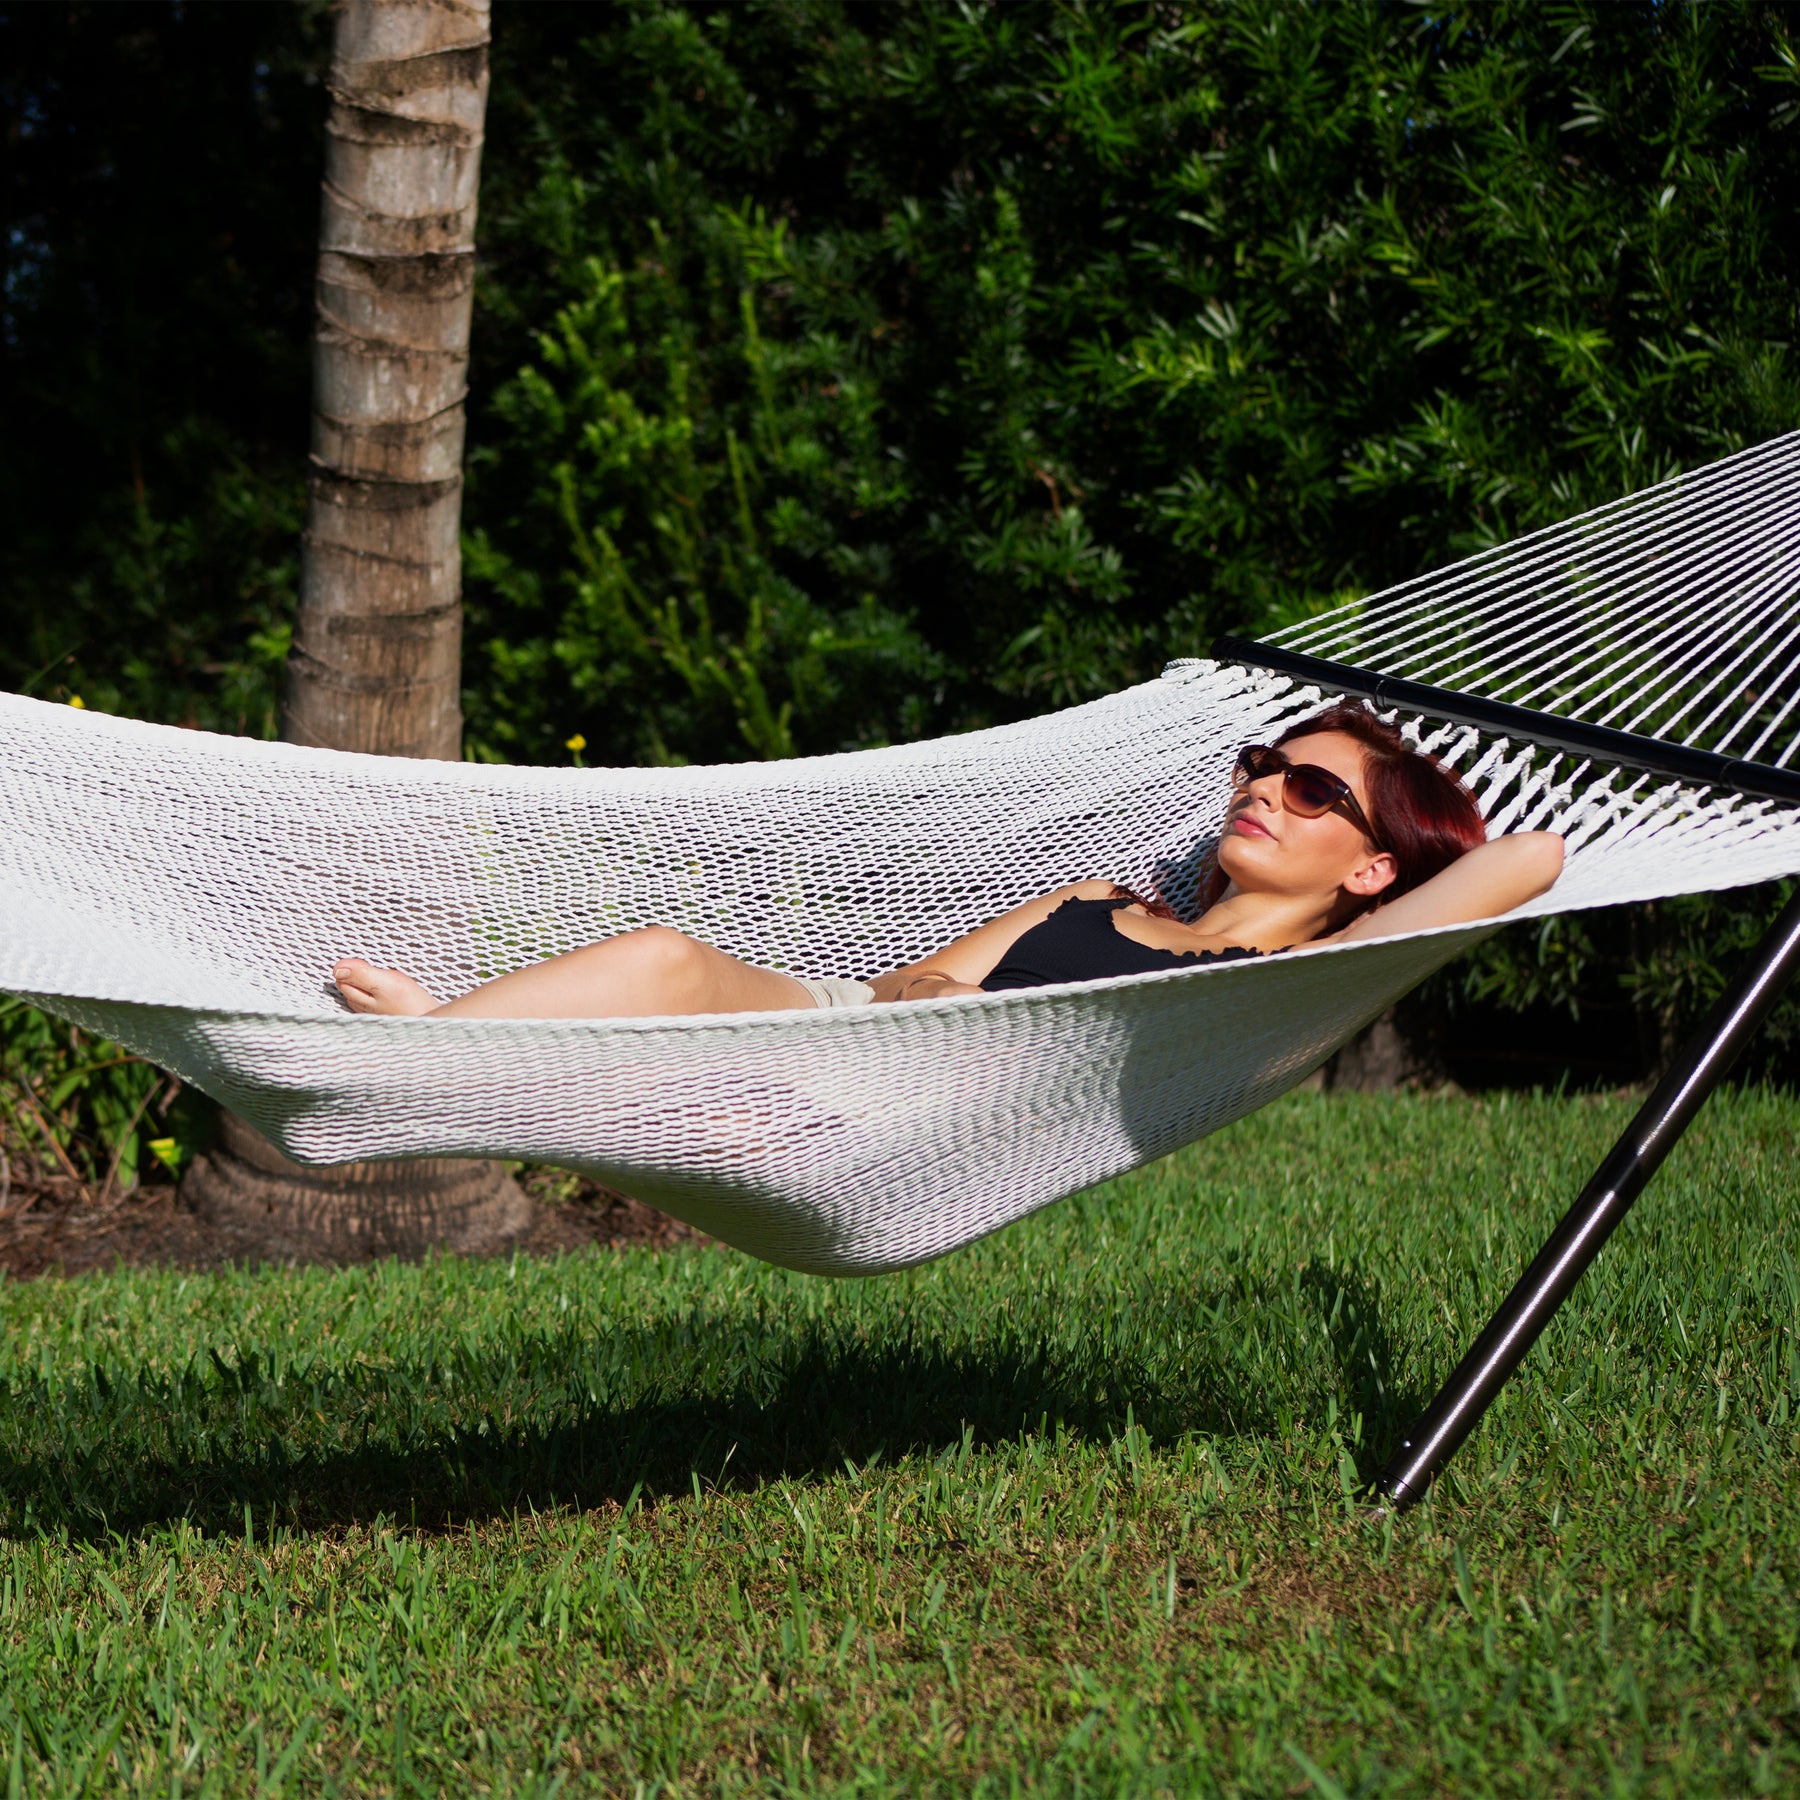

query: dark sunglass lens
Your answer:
[1284,766,1343,817]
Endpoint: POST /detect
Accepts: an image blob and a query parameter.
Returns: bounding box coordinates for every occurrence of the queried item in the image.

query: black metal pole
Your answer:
[1210,635,1800,808]
[1377,885,1800,1510]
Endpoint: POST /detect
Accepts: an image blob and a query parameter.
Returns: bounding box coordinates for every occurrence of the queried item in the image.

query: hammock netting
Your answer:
[4,434,1799,1273]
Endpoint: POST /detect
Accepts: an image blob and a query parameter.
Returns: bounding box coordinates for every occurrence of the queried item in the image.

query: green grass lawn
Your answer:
[3,1088,1799,1796]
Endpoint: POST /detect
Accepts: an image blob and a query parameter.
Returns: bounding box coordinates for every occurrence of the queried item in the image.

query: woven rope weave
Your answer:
[5,439,1800,1272]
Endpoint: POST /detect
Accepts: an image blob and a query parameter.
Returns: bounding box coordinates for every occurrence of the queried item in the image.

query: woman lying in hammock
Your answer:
[333,702,1563,1020]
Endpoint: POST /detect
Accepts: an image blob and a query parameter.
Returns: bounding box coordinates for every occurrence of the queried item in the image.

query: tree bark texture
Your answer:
[186,1110,529,1263]
[184,0,527,1259]
[285,0,488,759]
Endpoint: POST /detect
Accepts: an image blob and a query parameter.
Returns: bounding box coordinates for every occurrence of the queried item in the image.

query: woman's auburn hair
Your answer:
[1121,701,1488,921]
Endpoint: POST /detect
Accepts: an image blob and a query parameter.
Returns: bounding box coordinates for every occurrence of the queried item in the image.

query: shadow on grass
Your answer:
[1298,1261,1429,1485]
[0,1266,1427,1540]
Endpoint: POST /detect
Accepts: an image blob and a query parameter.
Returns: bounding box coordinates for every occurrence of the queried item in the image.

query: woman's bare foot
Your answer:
[333,958,442,1017]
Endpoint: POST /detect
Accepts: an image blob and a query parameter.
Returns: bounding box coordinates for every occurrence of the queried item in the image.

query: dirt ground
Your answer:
[0,1168,701,1281]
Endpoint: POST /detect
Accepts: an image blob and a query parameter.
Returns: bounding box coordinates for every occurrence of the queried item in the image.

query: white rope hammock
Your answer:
[5,434,1800,1273]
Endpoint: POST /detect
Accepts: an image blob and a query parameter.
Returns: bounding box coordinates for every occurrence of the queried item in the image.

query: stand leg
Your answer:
[1378,886,1800,1510]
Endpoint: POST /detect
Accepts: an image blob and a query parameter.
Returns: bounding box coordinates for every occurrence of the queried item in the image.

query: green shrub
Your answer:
[472,0,1800,749]
[0,998,208,1199]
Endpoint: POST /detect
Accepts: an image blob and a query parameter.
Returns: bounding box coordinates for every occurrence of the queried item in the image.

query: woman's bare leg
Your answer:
[334,927,817,1020]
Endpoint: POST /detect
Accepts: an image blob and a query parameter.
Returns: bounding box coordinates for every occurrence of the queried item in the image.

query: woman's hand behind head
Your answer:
[1325,829,1563,946]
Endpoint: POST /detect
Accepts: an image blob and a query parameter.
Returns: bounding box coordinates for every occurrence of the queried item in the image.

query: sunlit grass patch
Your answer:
[2,1088,1798,1794]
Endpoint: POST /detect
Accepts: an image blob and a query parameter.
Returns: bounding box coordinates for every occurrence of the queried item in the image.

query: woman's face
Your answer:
[1215,730,1398,906]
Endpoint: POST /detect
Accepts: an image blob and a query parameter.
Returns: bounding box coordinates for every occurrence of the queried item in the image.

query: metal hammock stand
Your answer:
[1218,634,1800,1511]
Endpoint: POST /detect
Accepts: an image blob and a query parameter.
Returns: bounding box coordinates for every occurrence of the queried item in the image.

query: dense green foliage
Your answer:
[0,1,321,738]
[466,0,1800,764]
[0,997,199,1200]
[4,0,1800,1091]
[5,1089,1800,1791]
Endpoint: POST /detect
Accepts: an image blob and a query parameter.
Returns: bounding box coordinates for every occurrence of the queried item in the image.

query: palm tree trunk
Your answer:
[183,0,526,1259]
[285,0,485,756]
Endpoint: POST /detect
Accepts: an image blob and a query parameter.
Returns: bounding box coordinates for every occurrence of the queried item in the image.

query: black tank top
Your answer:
[980,897,1266,992]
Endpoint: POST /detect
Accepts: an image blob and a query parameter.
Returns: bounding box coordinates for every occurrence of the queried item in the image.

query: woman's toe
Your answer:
[332,958,437,1016]
[333,959,385,1009]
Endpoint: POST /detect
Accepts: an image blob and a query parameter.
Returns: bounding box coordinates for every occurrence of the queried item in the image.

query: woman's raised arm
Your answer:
[1328,831,1564,946]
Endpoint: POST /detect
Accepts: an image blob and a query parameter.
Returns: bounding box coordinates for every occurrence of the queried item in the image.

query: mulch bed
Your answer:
[0,1168,702,1281]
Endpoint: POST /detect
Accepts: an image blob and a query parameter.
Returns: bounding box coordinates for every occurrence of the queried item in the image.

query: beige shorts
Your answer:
[791,974,877,1009]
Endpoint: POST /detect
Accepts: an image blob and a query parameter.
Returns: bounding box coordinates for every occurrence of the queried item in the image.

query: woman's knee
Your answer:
[602,925,707,993]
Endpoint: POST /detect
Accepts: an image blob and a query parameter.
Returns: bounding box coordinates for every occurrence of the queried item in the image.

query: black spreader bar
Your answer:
[1211,635,1800,808]
[1375,885,1800,1508]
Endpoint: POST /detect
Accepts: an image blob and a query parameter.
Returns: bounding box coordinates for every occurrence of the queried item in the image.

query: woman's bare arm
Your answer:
[1326,831,1564,945]
[865,878,1117,1001]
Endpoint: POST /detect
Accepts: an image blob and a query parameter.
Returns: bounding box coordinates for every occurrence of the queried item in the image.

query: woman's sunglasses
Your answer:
[1233,744,1386,849]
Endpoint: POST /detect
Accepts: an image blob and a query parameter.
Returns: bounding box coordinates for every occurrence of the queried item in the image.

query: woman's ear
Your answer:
[1343,851,1398,899]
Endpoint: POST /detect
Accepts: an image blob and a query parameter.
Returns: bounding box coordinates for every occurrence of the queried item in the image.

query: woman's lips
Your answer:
[1231,814,1274,839]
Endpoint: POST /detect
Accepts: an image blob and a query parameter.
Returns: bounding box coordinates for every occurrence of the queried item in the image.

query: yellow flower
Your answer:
[565,733,587,753]
[68,695,86,709]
